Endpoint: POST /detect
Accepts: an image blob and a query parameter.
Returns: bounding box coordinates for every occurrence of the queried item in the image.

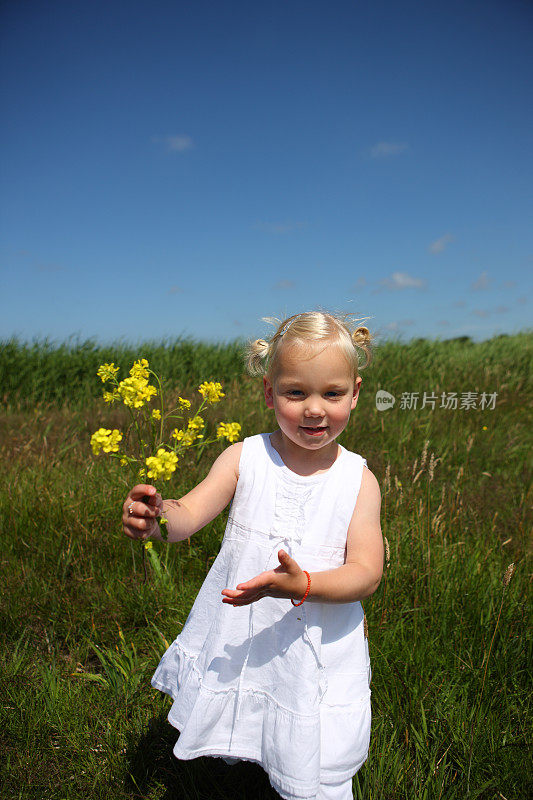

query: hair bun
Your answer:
[245,338,271,376]
[351,326,373,369]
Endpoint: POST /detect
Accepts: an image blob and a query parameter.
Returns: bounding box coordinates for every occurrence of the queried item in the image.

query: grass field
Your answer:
[1,332,531,799]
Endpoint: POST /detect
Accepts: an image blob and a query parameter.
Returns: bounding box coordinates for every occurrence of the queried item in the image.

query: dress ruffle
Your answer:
[152,639,371,799]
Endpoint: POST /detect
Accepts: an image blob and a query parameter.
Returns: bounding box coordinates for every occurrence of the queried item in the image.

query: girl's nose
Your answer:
[304,398,324,417]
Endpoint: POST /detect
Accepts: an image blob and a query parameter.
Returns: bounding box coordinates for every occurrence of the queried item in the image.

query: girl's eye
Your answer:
[325,391,339,398]
[287,390,304,397]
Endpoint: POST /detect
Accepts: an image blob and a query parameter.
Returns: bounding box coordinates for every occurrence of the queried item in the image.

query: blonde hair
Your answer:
[245,310,373,378]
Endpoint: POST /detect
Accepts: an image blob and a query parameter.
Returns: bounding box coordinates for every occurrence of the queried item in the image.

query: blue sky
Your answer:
[1,0,531,345]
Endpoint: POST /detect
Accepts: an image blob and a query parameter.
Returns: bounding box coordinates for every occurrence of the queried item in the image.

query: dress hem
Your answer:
[153,679,368,797]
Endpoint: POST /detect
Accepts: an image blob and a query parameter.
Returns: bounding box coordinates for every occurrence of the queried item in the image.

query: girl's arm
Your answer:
[222,466,383,605]
[302,466,383,602]
[122,442,242,543]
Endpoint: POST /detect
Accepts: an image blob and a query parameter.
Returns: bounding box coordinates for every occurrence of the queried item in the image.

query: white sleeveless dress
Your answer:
[151,433,372,800]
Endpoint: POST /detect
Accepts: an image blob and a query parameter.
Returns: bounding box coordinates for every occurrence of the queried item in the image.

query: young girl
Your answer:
[122,311,383,800]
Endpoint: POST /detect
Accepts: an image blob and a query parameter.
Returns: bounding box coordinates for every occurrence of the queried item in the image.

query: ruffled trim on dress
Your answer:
[152,640,326,800]
[271,480,313,543]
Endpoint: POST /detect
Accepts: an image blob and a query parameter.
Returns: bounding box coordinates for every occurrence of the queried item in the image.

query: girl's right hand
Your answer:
[122,485,163,540]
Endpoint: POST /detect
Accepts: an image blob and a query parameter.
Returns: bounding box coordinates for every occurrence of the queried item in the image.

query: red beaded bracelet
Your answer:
[291,570,311,607]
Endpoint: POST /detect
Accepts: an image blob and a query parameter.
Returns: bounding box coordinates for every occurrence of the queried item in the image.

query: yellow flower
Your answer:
[129,358,150,380]
[97,363,120,383]
[90,428,123,455]
[172,427,202,447]
[216,422,241,443]
[188,415,204,431]
[482,426,487,431]
[151,408,161,420]
[106,429,122,452]
[118,376,157,408]
[91,428,110,455]
[120,456,128,466]
[103,389,120,403]
[143,540,153,551]
[146,448,179,481]
[178,397,191,410]
[198,381,225,403]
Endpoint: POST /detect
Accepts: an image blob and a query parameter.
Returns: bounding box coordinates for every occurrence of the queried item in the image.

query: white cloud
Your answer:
[351,276,368,290]
[517,296,527,305]
[502,280,516,289]
[273,279,295,290]
[377,271,427,291]
[253,221,307,234]
[452,300,467,308]
[437,320,451,327]
[471,271,490,291]
[470,305,509,319]
[429,234,454,254]
[168,285,183,294]
[380,319,414,333]
[369,141,408,159]
[152,134,194,152]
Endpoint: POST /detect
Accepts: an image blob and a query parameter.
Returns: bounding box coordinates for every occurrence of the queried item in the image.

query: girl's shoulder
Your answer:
[219,440,244,479]
[235,433,268,477]
[213,434,268,484]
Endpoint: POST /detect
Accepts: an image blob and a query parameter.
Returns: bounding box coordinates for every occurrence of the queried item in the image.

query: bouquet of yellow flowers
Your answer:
[90,358,241,575]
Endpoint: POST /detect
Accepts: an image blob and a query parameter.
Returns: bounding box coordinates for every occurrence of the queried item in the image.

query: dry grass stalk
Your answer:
[502,563,515,587]
[412,469,424,485]
[420,439,430,470]
[384,463,391,493]
[411,457,418,478]
[384,537,390,568]
[431,511,445,536]
[428,453,441,482]
[456,465,464,484]
[466,433,475,453]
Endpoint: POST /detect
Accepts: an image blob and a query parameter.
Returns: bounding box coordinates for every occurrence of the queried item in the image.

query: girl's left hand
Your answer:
[221,550,308,606]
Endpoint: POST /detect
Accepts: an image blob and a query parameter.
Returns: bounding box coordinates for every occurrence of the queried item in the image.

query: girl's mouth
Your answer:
[300,426,327,436]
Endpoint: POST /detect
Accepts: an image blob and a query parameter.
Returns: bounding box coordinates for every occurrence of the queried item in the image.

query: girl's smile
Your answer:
[263,340,362,470]
[300,425,327,436]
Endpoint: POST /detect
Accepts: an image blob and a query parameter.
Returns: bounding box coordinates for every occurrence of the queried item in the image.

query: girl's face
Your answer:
[263,340,362,454]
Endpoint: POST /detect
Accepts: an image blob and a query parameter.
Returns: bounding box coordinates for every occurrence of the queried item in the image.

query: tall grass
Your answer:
[1,332,531,799]
[1,330,531,408]
[0,337,244,408]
